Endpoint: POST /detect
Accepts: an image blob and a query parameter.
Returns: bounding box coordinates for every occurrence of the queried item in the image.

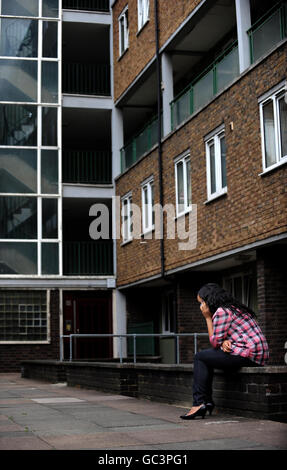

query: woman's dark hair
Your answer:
[197,283,257,318]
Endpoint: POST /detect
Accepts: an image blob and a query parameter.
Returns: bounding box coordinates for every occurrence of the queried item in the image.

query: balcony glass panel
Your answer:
[0,196,37,239]
[42,243,59,274]
[216,46,239,91]
[0,149,37,193]
[193,69,213,112]
[42,0,59,18]
[251,9,281,63]
[0,59,37,102]
[0,242,37,275]
[172,89,190,129]
[41,150,58,194]
[41,61,58,103]
[42,198,58,239]
[0,19,38,58]
[0,104,37,146]
[1,0,38,17]
[42,21,58,58]
[42,107,57,146]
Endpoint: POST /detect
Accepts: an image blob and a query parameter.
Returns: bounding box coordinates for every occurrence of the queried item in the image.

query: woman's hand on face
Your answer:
[222,340,232,353]
[197,296,212,319]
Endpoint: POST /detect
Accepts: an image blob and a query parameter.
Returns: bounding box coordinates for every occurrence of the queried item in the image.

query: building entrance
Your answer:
[63,291,113,360]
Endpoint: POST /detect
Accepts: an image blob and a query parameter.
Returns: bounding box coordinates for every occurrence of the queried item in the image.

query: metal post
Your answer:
[133,335,136,364]
[120,336,123,364]
[69,335,73,362]
[176,335,179,364]
[60,335,63,362]
[194,333,197,355]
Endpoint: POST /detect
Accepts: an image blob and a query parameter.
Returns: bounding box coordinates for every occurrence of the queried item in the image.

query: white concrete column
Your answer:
[111,106,124,179]
[161,52,174,137]
[112,289,127,359]
[235,0,252,73]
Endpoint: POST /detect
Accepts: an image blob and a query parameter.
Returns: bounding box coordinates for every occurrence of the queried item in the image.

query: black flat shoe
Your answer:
[205,402,215,416]
[180,405,207,420]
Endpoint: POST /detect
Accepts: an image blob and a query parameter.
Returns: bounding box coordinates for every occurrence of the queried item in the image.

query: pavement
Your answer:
[0,373,286,454]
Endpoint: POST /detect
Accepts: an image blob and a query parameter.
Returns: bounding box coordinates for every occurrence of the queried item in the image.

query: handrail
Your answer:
[60,333,209,364]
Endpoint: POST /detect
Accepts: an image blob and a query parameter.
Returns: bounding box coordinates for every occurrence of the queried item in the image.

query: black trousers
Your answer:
[192,348,257,406]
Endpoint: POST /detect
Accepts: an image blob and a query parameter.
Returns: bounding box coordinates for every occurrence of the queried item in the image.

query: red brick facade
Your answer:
[116,43,287,287]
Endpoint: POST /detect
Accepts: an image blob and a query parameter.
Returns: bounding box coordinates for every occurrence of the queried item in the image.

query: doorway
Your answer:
[63,291,113,360]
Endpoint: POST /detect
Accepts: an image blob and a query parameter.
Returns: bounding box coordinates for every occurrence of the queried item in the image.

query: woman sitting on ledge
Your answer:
[180,283,269,420]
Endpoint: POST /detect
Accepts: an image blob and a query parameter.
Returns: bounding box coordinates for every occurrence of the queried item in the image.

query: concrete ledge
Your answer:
[21,361,287,422]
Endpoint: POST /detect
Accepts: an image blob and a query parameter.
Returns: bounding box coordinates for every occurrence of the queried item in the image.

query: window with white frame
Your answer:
[223,272,257,313]
[205,127,227,200]
[119,6,129,56]
[259,84,287,172]
[141,178,154,233]
[122,193,133,242]
[175,154,191,216]
[138,0,149,31]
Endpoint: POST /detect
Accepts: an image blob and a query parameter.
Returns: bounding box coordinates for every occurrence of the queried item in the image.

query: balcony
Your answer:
[63,241,113,275]
[170,42,239,130]
[248,1,287,64]
[62,63,110,96]
[62,0,109,12]
[63,149,111,184]
[120,115,160,173]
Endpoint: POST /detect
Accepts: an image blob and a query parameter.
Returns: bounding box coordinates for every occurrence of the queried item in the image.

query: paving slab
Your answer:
[0,372,286,453]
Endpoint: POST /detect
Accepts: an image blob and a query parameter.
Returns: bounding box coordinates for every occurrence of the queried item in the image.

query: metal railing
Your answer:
[62,149,112,184]
[62,63,110,96]
[60,333,209,364]
[62,0,109,12]
[63,241,113,275]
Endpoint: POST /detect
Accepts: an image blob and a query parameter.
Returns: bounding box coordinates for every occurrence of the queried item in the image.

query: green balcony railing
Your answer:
[120,114,160,173]
[62,63,110,96]
[248,1,287,64]
[62,0,109,12]
[63,150,112,184]
[170,42,239,130]
[63,241,113,276]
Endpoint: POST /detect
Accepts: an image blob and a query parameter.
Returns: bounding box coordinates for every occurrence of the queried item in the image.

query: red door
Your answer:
[63,293,113,360]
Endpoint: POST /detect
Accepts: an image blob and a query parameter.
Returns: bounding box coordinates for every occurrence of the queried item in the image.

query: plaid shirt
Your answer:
[209,307,269,365]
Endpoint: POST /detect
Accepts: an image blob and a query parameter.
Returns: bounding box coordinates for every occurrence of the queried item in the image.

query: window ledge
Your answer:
[175,207,192,220]
[118,47,129,61]
[136,19,149,36]
[120,238,133,247]
[204,191,227,205]
[259,158,287,176]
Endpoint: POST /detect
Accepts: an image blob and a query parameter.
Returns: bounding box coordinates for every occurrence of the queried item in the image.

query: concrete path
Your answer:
[0,373,286,451]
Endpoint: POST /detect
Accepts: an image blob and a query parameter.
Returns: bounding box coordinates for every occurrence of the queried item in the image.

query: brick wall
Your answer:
[0,290,60,372]
[113,0,203,102]
[257,246,287,366]
[115,44,287,287]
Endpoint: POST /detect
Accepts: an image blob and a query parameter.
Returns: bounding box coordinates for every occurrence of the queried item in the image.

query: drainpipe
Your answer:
[154,0,165,279]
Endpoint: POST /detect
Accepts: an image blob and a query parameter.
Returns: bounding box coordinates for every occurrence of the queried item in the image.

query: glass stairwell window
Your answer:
[248,1,287,64]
